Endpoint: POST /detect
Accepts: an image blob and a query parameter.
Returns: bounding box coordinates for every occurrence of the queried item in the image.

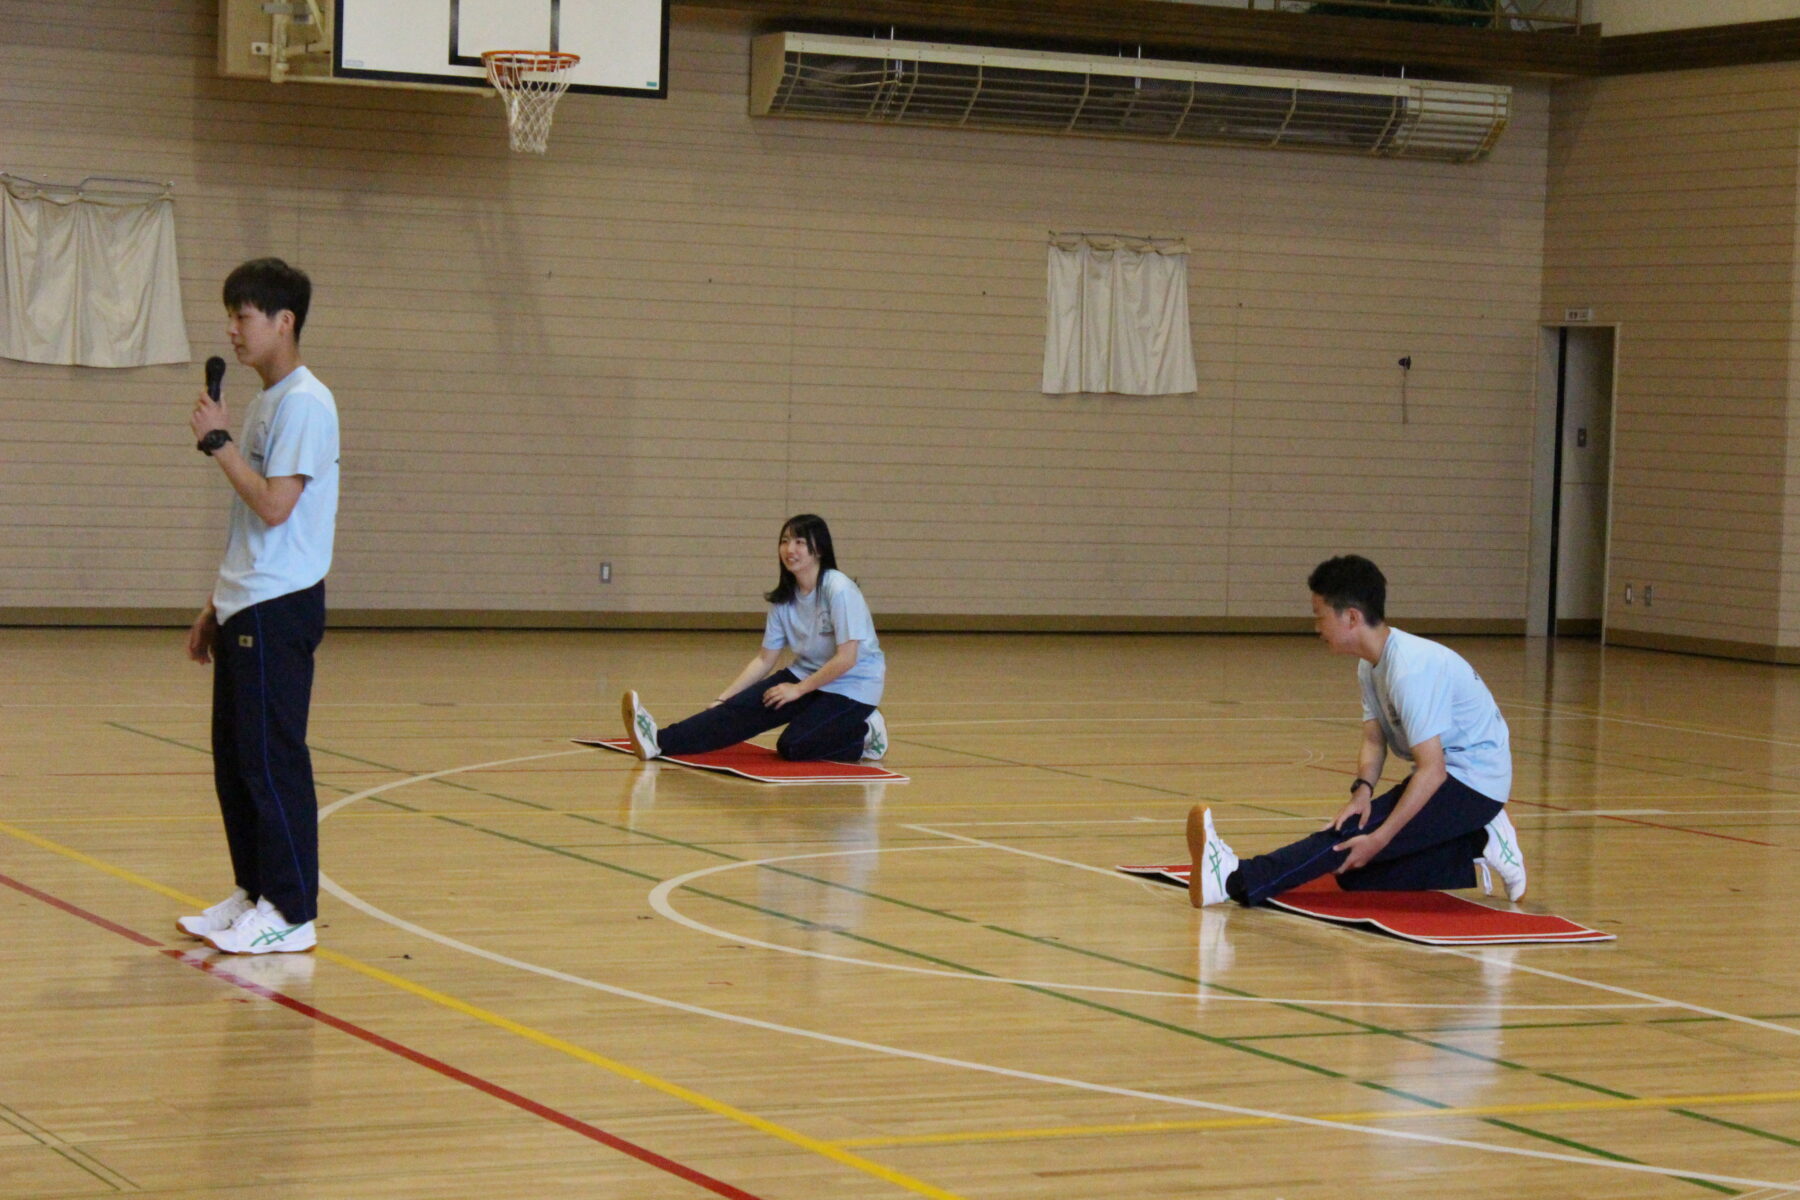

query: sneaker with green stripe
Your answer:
[1478,808,1527,901]
[1184,806,1240,908]
[204,897,316,954]
[177,887,252,939]
[862,710,888,760]
[621,690,661,760]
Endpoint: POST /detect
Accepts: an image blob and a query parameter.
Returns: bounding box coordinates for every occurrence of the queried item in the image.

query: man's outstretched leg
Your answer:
[1185,787,1508,909]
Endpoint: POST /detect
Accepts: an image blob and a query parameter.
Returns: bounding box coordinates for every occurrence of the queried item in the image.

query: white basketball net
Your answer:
[482,51,580,155]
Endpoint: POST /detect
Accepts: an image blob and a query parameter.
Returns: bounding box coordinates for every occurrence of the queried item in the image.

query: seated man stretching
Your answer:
[1189,555,1526,908]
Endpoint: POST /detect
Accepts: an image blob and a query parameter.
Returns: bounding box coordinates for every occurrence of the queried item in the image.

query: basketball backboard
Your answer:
[334,0,666,96]
[216,0,666,96]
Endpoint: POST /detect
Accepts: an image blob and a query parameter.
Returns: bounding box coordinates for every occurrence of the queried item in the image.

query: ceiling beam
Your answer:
[1598,17,1800,75]
[677,0,1599,78]
[680,2,1800,80]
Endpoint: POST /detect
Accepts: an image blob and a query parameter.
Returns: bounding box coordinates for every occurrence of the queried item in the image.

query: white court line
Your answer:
[918,818,1173,827]
[903,824,1131,878]
[313,752,1798,1191]
[1507,699,1800,752]
[649,849,1663,1013]
[317,748,595,820]
[897,714,1604,729]
[916,810,1797,827]
[906,826,1800,1042]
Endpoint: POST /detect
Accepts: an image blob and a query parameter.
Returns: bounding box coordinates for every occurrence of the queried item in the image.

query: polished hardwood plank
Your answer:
[3,628,1798,1198]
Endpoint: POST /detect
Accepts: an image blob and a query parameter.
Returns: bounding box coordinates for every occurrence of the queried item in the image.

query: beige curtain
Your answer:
[1042,233,1196,396]
[1,178,191,367]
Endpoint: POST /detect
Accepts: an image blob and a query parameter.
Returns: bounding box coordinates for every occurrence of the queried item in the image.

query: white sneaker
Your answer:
[1478,809,1527,901]
[204,897,316,955]
[1184,806,1240,908]
[621,690,660,760]
[862,710,888,760]
[176,887,252,939]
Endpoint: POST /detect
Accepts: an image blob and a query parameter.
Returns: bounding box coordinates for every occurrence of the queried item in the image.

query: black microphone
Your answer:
[204,355,226,402]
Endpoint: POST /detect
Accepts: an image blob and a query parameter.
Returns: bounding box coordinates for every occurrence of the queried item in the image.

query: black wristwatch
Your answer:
[1350,778,1375,796]
[196,429,232,455]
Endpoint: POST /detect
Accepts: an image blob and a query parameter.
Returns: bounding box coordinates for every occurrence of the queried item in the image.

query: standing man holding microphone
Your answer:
[179,257,339,954]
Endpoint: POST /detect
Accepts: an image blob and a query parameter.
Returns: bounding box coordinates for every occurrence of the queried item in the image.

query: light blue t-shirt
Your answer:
[1359,627,1511,804]
[212,365,340,624]
[762,568,885,707]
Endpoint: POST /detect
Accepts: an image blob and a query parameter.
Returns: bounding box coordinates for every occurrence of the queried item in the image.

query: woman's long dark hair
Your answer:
[765,513,838,605]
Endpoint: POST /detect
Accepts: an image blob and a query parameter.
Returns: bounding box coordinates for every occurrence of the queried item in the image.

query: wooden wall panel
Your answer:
[1543,62,1800,648]
[0,2,1548,625]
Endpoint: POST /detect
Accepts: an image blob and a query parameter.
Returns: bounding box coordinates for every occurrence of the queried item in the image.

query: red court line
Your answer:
[1306,763,1788,849]
[1509,798,1785,849]
[0,871,164,948]
[0,871,768,1200]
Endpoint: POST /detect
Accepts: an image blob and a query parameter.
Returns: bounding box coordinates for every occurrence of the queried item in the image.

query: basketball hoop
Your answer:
[482,50,580,154]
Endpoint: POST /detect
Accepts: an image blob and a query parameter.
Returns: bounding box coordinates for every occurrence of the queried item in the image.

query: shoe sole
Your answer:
[621,690,651,760]
[202,931,317,955]
[204,942,317,955]
[1184,805,1209,909]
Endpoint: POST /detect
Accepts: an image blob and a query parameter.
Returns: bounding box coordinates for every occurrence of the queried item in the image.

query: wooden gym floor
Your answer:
[3,627,1799,1199]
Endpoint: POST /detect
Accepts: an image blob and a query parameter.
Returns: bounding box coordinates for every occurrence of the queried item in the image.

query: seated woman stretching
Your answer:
[622,513,887,763]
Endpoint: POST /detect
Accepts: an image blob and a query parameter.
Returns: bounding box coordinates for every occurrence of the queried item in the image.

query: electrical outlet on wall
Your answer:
[600,561,612,584]
[1623,583,1634,604]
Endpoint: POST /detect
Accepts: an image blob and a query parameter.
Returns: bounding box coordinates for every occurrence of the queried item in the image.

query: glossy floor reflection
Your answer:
[3,628,1798,1199]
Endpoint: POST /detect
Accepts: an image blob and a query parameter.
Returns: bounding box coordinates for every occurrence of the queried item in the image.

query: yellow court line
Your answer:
[833,1090,1800,1149]
[0,819,968,1200]
[14,798,1800,828]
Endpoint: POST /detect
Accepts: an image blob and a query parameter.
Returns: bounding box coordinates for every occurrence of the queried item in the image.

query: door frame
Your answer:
[1527,322,1621,639]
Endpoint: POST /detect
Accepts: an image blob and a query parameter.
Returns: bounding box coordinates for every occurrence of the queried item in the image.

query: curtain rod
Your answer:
[1049,229,1185,242]
[2,172,173,198]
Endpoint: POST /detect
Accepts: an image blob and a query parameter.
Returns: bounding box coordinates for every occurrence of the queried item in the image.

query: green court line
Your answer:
[1508,734,1800,802]
[0,1098,138,1193]
[984,919,1789,1147]
[1670,1108,1800,1149]
[808,931,1688,1181]
[103,721,210,754]
[323,741,976,922]
[104,721,1776,1189]
[1224,1014,1800,1043]
[1539,1073,1634,1099]
[890,736,1276,806]
[885,737,1209,802]
[114,726,978,924]
[1226,1013,1797,1042]
[381,802,1741,1186]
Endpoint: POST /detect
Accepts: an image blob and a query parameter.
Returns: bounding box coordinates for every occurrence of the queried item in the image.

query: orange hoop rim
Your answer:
[481,49,581,75]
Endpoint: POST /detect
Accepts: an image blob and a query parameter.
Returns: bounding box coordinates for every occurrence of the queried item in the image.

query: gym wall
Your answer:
[1,3,1550,629]
[1544,61,1800,656]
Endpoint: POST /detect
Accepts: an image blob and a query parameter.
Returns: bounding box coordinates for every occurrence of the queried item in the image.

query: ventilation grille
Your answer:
[751,34,1509,163]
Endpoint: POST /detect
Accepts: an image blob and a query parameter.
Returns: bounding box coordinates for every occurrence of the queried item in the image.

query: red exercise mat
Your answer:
[1116,864,1613,945]
[574,737,908,784]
